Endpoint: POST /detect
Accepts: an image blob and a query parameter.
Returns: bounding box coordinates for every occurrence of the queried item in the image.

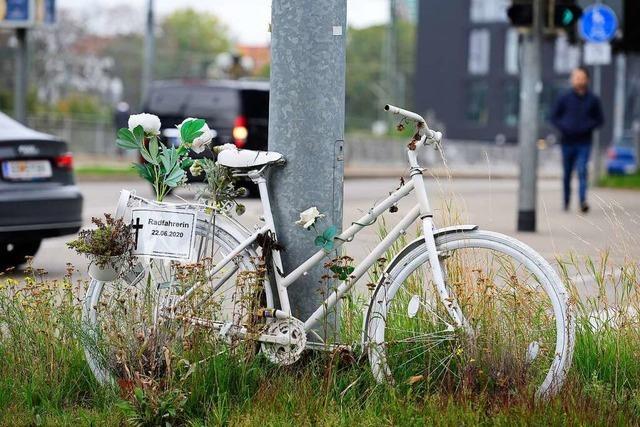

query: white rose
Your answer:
[128,113,161,135]
[212,143,237,154]
[179,118,214,153]
[295,206,325,229]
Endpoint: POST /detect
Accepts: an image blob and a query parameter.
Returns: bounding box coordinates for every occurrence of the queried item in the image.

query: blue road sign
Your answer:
[579,4,618,43]
[2,0,31,24]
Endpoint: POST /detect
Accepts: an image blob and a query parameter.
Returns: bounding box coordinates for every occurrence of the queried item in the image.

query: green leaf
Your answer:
[323,225,337,241]
[164,167,185,187]
[132,163,154,183]
[139,145,158,165]
[235,203,246,216]
[116,128,138,150]
[345,266,355,275]
[180,158,194,170]
[148,136,159,160]
[159,146,180,174]
[314,235,326,247]
[180,119,206,144]
[132,125,145,145]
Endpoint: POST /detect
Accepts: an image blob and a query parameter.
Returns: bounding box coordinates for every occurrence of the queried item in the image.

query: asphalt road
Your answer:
[18,177,640,299]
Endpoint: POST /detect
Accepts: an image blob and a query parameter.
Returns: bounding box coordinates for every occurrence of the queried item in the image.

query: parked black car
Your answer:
[0,113,83,267]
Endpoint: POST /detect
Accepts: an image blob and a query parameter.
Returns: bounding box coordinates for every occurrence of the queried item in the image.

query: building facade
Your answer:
[414,0,632,144]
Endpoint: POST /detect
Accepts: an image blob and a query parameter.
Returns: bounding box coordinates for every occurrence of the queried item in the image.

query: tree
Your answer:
[345,22,416,131]
[156,9,231,80]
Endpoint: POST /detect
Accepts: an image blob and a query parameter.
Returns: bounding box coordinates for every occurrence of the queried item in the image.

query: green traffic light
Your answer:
[562,9,574,26]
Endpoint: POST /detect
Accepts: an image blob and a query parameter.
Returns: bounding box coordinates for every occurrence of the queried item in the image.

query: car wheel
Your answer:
[0,238,42,268]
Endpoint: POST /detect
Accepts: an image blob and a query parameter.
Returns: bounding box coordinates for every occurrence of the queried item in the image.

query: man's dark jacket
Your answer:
[550,90,604,145]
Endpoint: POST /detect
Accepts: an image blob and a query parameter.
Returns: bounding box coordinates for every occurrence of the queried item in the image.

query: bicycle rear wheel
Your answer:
[366,230,574,399]
[81,216,269,384]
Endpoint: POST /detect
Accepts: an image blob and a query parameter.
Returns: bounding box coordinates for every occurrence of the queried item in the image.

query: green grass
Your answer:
[598,172,640,189]
[3,255,640,425]
[75,164,138,178]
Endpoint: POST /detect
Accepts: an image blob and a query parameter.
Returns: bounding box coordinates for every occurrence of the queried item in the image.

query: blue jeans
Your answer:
[561,143,591,206]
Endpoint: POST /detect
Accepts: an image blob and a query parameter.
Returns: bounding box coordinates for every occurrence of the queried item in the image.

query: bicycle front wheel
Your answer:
[365,230,574,399]
[81,216,268,384]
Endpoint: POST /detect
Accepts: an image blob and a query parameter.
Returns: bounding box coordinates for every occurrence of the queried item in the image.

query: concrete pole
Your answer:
[14,28,28,123]
[141,0,155,108]
[268,1,346,330]
[516,0,543,232]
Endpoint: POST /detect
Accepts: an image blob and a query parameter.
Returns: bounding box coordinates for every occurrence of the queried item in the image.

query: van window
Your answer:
[185,88,239,123]
[147,87,190,116]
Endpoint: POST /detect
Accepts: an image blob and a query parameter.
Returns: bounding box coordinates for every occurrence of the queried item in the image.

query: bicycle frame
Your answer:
[170,134,466,337]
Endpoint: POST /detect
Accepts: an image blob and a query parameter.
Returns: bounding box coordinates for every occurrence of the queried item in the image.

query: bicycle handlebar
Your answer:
[384,104,442,145]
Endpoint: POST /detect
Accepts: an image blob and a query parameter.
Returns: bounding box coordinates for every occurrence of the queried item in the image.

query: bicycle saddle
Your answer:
[217,148,285,169]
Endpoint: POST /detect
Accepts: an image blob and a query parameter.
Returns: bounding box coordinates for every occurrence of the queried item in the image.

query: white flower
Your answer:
[179,118,214,153]
[295,206,325,229]
[212,143,237,154]
[128,113,161,135]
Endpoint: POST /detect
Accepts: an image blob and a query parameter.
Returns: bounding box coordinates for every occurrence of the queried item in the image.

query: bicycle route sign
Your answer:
[130,207,197,261]
[579,4,618,43]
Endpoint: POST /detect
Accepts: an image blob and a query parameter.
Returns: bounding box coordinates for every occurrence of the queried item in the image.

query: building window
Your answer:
[470,0,509,23]
[468,29,490,75]
[504,81,519,126]
[505,29,519,75]
[554,34,581,74]
[467,81,489,125]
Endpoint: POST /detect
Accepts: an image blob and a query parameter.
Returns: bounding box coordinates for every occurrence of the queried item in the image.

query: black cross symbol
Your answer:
[132,217,144,249]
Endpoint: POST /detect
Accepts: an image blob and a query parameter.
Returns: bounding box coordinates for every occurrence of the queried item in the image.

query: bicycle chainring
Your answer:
[260,318,307,366]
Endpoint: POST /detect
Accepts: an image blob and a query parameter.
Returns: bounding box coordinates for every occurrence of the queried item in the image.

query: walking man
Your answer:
[550,67,604,213]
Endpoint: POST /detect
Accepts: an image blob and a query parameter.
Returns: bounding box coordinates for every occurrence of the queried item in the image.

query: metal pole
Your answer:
[516,0,543,232]
[591,64,602,184]
[14,28,28,123]
[612,54,626,142]
[141,0,155,108]
[268,0,346,332]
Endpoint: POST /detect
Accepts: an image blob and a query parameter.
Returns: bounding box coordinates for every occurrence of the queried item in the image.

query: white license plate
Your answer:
[2,160,52,180]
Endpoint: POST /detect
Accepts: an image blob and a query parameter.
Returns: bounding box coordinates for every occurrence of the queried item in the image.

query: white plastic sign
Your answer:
[584,42,611,66]
[130,207,197,261]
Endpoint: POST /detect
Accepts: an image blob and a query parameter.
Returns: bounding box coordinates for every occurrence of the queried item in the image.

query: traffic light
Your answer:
[507,2,533,27]
[507,0,582,33]
[553,1,582,29]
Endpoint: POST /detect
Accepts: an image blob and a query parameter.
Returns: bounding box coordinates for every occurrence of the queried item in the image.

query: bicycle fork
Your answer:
[407,149,473,336]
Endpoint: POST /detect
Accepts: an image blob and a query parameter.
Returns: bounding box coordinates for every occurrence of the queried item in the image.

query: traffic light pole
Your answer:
[516,0,543,232]
[268,1,346,333]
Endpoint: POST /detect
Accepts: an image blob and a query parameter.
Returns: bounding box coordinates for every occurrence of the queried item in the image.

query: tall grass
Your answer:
[2,244,640,425]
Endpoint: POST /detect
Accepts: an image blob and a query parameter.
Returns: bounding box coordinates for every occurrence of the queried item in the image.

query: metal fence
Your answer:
[26,115,118,155]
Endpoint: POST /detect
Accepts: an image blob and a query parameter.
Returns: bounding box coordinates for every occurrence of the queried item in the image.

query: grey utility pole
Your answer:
[268,1,347,329]
[14,28,28,123]
[141,0,155,107]
[516,0,543,232]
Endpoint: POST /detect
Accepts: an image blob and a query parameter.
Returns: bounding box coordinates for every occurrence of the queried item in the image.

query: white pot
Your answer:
[88,258,120,282]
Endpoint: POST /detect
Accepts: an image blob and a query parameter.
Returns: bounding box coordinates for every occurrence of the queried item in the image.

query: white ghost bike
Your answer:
[82,105,574,399]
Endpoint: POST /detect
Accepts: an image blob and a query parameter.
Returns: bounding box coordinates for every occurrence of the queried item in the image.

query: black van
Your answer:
[143,79,269,156]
